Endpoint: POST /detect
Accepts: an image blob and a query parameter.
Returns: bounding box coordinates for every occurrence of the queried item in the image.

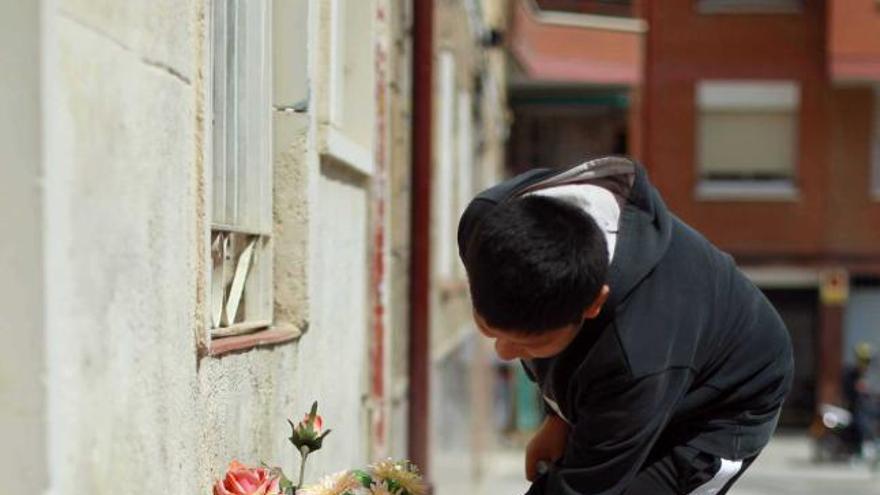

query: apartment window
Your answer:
[274,0,309,111]
[325,0,376,174]
[696,80,800,199]
[456,90,475,219]
[456,89,475,277]
[697,0,803,14]
[535,0,636,18]
[210,0,273,337]
[435,51,456,279]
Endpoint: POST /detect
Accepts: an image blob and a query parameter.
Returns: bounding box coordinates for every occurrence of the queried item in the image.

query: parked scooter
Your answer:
[810,403,860,463]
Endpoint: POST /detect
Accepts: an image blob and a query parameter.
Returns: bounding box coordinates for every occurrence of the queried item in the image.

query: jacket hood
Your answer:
[459,156,672,310]
[539,157,674,309]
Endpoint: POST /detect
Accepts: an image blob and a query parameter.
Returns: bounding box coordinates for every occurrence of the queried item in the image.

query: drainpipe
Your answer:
[409,0,433,480]
[639,0,655,168]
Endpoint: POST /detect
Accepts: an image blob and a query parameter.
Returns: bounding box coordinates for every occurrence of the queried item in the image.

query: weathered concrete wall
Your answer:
[386,0,415,461]
[40,0,378,493]
[0,1,48,492]
[46,1,203,491]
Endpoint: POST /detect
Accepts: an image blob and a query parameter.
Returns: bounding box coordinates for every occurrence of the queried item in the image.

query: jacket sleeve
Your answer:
[527,368,692,495]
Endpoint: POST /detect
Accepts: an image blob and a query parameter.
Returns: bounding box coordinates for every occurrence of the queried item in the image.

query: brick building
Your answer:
[506,0,880,427]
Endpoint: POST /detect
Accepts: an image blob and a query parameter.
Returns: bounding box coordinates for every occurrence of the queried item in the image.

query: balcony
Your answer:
[508,0,646,86]
[827,0,880,82]
[534,0,636,18]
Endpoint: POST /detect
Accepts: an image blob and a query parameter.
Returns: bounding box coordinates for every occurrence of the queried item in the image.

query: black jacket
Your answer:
[457,157,794,495]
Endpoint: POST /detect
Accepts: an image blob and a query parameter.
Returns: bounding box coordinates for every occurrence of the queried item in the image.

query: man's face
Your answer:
[473,312,581,360]
[472,285,609,361]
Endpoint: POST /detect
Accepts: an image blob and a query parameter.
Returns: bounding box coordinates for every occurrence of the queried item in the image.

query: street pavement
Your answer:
[434,434,880,495]
[734,434,880,495]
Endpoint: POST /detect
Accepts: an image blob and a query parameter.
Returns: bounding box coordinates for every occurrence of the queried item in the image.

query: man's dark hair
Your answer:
[464,195,609,334]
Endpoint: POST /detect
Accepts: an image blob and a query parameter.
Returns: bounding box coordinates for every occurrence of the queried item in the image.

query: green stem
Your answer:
[295,447,310,491]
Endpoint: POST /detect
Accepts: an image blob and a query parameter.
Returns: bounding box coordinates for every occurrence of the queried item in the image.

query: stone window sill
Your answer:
[203,324,302,357]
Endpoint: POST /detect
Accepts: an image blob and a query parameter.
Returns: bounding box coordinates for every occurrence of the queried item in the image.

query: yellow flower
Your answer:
[368,481,394,495]
[297,470,362,495]
[369,460,427,495]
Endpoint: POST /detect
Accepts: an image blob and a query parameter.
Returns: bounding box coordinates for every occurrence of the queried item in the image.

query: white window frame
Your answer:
[321,0,376,176]
[209,0,274,338]
[695,80,801,201]
[455,89,474,277]
[435,51,456,280]
[456,89,475,220]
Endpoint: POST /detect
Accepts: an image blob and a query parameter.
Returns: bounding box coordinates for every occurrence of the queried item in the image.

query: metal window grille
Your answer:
[210,0,273,337]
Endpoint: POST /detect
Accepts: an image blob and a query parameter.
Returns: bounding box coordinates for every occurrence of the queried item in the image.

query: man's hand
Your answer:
[525,414,570,481]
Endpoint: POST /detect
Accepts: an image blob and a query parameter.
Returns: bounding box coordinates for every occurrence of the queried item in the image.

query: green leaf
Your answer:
[352,469,373,488]
[260,463,294,490]
[279,477,295,491]
[313,428,332,450]
[384,479,401,493]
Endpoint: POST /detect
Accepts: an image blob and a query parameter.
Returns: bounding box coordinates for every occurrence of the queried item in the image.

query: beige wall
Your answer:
[0,0,509,491]
[430,0,508,362]
[0,1,48,492]
[34,0,406,492]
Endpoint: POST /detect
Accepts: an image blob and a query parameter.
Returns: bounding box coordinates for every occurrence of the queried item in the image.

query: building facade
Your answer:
[506,0,645,172]
[640,0,880,426]
[0,0,507,493]
[503,0,880,428]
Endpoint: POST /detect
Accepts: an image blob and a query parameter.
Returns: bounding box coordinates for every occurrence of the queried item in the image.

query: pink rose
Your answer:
[287,402,331,453]
[214,460,281,495]
[299,412,323,434]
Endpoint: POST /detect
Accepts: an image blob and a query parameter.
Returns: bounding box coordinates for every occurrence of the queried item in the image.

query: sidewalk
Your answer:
[433,434,880,495]
[734,434,880,495]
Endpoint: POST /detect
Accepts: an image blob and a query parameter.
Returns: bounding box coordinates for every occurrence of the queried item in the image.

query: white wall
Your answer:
[38,0,377,492]
[0,1,48,492]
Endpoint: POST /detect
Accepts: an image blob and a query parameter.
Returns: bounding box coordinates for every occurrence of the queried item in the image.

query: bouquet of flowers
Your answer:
[213,402,426,495]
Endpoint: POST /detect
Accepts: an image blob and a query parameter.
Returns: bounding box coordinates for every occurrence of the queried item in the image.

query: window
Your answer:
[324,0,376,174]
[456,90,475,221]
[535,0,636,18]
[274,0,309,111]
[456,89,475,277]
[696,0,803,14]
[435,51,456,280]
[696,80,800,199]
[210,0,273,338]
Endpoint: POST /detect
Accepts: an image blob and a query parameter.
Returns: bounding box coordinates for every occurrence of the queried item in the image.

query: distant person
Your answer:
[843,342,877,458]
[458,156,794,494]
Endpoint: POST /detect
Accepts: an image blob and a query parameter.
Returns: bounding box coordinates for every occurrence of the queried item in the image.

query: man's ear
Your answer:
[583,285,610,319]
